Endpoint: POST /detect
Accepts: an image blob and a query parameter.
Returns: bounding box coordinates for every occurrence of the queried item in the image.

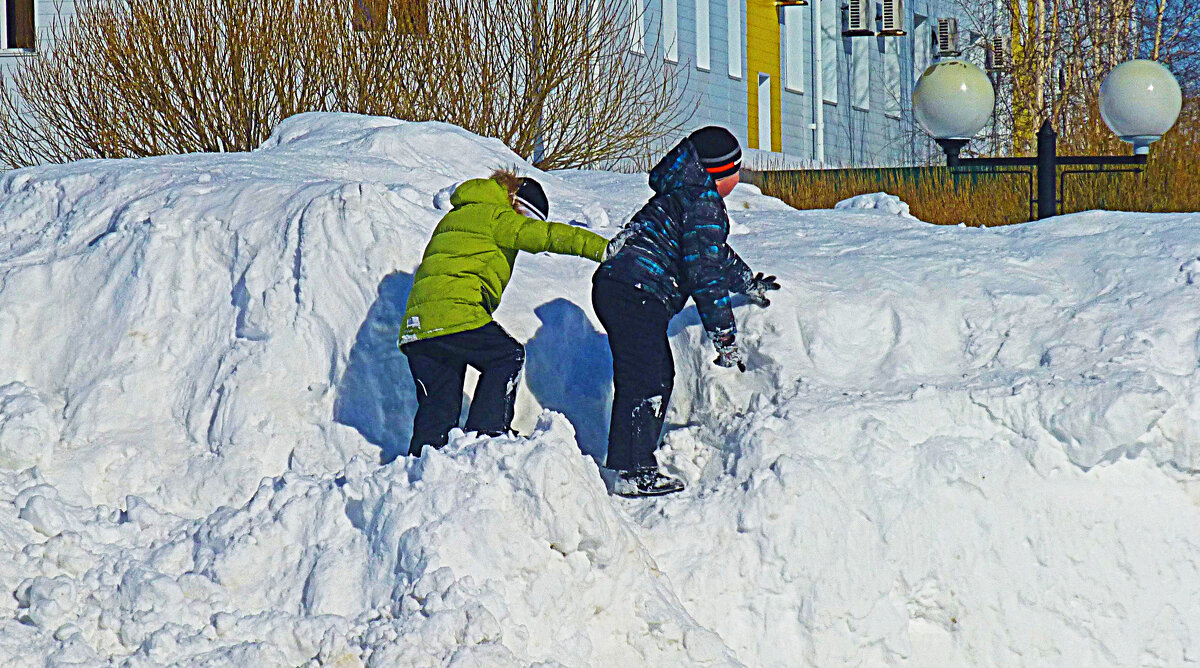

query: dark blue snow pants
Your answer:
[592,277,675,472]
[401,322,525,457]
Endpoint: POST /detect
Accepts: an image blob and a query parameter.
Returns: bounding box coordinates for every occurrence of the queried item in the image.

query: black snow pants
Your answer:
[401,322,526,457]
[592,277,675,472]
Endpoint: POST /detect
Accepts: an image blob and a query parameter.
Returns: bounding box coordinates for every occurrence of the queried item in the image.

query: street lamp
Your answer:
[913,59,996,166]
[1099,59,1183,155]
[914,58,1183,221]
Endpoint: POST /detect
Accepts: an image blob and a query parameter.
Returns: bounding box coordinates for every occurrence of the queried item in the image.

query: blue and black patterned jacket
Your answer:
[594,139,754,346]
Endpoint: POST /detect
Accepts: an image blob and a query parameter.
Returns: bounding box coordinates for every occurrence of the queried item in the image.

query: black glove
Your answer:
[602,227,633,262]
[714,347,745,372]
[746,272,781,307]
[712,334,746,372]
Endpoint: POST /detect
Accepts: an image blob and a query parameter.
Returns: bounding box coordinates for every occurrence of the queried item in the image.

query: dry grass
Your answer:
[755,102,1200,226]
[1057,101,1200,215]
[751,167,1030,226]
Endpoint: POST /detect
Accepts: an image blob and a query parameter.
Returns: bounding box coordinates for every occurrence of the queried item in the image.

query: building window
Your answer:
[727,0,742,78]
[696,0,710,70]
[663,0,678,62]
[3,0,36,51]
[630,0,645,54]
[852,33,869,110]
[913,14,932,84]
[757,73,773,150]
[783,5,804,93]
[821,0,838,103]
[882,34,900,117]
[352,0,428,35]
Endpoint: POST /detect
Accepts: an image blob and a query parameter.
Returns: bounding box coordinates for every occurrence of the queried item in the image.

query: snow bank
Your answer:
[0,415,734,666]
[835,191,917,219]
[2,113,1200,665]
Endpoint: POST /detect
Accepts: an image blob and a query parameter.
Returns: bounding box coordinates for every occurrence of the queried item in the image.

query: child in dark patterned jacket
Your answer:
[592,126,780,497]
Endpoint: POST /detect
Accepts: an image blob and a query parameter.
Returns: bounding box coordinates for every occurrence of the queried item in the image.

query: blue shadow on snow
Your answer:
[338,282,724,465]
[335,271,421,465]
[524,298,614,462]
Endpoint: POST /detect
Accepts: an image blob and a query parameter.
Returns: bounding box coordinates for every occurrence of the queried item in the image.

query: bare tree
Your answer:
[0,0,690,170]
[1000,0,1141,150]
[1136,0,1200,95]
[0,0,343,164]
[950,0,1195,154]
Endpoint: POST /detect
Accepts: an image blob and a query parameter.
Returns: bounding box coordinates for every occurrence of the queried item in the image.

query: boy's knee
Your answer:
[497,344,525,375]
[479,343,523,374]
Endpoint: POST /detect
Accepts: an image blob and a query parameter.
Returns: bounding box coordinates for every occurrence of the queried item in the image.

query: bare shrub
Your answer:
[0,0,342,164]
[0,0,689,170]
[755,167,1031,226]
[339,0,691,170]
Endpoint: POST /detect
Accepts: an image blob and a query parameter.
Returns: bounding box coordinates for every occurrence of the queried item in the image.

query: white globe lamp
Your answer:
[913,59,996,162]
[1100,60,1182,155]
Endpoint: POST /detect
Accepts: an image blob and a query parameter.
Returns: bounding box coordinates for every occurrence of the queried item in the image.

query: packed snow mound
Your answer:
[0,415,735,666]
[834,191,916,218]
[2,113,1200,665]
[0,113,618,515]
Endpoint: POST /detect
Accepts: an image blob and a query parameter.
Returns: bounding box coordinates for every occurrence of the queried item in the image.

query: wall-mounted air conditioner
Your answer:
[936,17,961,57]
[843,0,874,37]
[987,35,1010,71]
[878,0,905,36]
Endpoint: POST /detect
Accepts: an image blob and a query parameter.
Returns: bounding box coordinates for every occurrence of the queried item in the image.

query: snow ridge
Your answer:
[1,114,1200,665]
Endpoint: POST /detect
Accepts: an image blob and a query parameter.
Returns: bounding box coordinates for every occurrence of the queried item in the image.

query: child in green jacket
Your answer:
[399,171,609,457]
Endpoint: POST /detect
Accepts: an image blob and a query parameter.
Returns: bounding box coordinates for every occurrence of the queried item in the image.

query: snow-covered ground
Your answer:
[1,113,1199,666]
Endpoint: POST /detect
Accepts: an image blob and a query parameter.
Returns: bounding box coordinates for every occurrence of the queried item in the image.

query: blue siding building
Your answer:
[1,0,978,168]
[635,0,978,167]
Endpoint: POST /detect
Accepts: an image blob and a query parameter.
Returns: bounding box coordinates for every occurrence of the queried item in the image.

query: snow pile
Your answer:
[0,415,734,666]
[835,191,917,219]
[0,383,59,471]
[2,113,1200,665]
[0,113,568,514]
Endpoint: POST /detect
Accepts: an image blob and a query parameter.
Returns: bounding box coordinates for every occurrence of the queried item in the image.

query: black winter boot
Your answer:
[612,467,685,497]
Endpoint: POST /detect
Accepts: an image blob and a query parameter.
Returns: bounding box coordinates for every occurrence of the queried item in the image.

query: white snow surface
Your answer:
[835,191,917,219]
[2,113,1200,666]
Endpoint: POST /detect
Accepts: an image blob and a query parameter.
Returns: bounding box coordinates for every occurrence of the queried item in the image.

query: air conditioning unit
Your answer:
[936,17,961,57]
[878,0,905,36]
[843,0,874,37]
[352,0,389,32]
[987,35,1010,71]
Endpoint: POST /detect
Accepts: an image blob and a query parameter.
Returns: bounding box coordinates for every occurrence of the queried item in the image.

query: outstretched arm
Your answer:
[726,246,780,306]
[680,191,738,347]
[492,210,608,261]
[724,247,755,294]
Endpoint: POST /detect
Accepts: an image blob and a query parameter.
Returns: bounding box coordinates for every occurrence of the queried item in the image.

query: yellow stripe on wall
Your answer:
[746,0,782,152]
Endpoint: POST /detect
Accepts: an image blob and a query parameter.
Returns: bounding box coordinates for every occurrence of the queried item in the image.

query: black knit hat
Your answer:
[515,177,549,221]
[688,126,742,180]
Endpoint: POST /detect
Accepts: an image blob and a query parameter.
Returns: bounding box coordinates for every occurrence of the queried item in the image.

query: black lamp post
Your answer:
[937,121,1147,221]
[916,59,1182,222]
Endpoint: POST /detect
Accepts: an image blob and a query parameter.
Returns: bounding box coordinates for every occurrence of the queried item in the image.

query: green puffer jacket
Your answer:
[399,177,608,344]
